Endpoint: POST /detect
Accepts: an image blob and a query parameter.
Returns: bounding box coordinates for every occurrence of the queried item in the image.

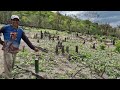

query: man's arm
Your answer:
[0,38,4,45]
[22,31,36,50]
[0,27,4,33]
[0,27,4,45]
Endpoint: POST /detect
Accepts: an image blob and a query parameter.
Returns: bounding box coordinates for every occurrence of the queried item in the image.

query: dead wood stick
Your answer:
[71,67,86,79]
[15,65,45,79]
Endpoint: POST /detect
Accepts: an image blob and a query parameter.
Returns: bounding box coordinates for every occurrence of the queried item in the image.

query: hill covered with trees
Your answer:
[0,11,120,38]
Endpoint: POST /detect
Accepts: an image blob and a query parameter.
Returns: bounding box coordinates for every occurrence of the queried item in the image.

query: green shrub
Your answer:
[100,44,106,50]
[115,40,120,53]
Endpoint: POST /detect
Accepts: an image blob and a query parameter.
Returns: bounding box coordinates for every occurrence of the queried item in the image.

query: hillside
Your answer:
[1,11,120,38]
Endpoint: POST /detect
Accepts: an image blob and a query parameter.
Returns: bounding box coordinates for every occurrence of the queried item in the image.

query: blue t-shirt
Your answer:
[2,24,23,48]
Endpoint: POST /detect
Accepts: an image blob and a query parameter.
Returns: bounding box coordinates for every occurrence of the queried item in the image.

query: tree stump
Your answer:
[61,45,65,55]
[60,42,63,49]
[75,46,78,53]
[22,45,25,52]
[68,54,71,61]
[83,39,85,44]
[33,34,36,39]
[41,31,43,39]
[49,34,51,40]
[57,41,60,47]
[64,38,67,42]
[66,46,69,53]
[113,39,115,45]
[36,34,38,39]
[92,43,96,49]
[44,31,47,37]
[55,45,59,55]
[52,38,54,41]
[76,33,78,37]
[90,37,92,42]
[57,36,59,40]
[52,35,55,41]
[37,39,39,43]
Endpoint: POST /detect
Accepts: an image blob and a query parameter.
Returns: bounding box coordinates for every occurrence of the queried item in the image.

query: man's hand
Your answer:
[34,47,39,52]
[0,38,4,45]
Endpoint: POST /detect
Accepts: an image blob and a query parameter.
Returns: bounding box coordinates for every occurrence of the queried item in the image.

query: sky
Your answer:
[57,11,120,28]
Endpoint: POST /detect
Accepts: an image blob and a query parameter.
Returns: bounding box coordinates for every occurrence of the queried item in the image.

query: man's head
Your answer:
[11,15,20,28]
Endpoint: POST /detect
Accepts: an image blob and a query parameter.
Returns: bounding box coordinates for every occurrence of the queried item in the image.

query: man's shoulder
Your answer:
[2,24,11,28]
[1,24,11,31]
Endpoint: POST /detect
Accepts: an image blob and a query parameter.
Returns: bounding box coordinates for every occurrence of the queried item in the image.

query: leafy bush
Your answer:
[115,40,120,53]
[100,44,106,50]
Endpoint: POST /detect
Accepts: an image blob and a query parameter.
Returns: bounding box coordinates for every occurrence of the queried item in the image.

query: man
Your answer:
[0,15,39,79]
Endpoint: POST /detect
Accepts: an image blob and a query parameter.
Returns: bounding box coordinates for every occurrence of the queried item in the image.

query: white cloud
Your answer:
[60,11,120,27]
[60,11,86,16]
[109,21,120,27]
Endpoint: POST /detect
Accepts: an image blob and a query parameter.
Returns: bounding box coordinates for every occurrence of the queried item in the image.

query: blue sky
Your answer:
[58,11,120,27]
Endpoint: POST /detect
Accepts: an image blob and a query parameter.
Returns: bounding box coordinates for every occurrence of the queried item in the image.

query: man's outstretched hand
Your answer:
[34,47,39,52]
[34,46,48,53]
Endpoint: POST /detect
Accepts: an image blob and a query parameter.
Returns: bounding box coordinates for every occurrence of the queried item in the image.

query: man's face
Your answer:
[11,18,19,28]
